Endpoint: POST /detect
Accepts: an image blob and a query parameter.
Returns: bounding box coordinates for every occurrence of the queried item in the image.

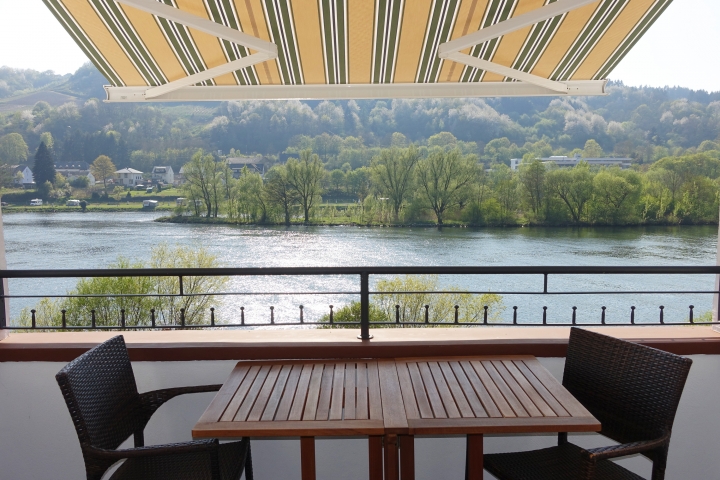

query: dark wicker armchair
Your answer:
[483,327,692,480]
[56,335,253,480]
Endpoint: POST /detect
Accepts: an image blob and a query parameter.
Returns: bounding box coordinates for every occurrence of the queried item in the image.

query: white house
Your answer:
[56,162,95,185]
[11,165,34,188]
[114,168,143,186]
[510,154,632,171]
[151,166,174,185]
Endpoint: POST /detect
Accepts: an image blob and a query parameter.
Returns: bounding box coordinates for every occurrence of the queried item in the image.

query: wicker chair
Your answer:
[483,327,692,480]
[56,335,253,480]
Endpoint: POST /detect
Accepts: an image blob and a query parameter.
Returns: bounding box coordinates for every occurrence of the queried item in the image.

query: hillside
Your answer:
[0,63,719,172]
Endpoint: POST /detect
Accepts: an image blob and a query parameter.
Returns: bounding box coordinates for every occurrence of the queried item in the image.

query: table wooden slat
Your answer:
[439,362,474,418]
[220,365,261,422]
[235,364,272,422]
[368,362,382,421]
[407,362,433,419]
[274,364,302,421]
[329,363,346,420]
[303,364,324,421]
[248,364,282,421]
[198,364,250,424]
[491,360,543,417]
[502,360,556,417]
[522,358,589,417]
[462,361,509,418]
[480,361,529,417]
[356,363,369,420]
[428,362,461,419]
[261,364,293,421]
[396,362,421,420]
[344,363,357,420]
[418,362,447,418]
[449,361,487,418]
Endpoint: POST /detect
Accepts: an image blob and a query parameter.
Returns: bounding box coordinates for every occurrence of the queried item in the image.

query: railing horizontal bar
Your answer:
[1,265,719,278]
[1,291,360,299]
[367,290,720,295]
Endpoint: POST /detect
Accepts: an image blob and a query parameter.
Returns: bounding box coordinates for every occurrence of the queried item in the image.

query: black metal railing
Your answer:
[1,266,719,339]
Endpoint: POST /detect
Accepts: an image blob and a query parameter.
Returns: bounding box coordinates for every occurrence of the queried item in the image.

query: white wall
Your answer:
[0,356,717,480]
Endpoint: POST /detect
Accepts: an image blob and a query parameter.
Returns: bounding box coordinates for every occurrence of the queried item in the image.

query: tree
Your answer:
[264,165,296,225]
[582,139,604,158]
[518,157,546,220]
[329,169,346,192]
[182,150,223,217]
[286,150,325,223]
[491,164,519,225]
[591,168,641,224]
[0,133,28,164]
[371,146,419,221]
[545,163,594,223]
[416,149,478,225]
[32,142,56,186]
[237,167,267,222]
[90,155,116,192]
[39,132,54,151]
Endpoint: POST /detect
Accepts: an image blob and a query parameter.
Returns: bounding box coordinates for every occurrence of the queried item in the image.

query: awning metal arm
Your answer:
[115,0,277,98]
[438,0,599,92]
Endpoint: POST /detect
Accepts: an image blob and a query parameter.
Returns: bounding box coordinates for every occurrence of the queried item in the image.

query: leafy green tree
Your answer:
[286,150,325,223]
[491,164,519,225]
[90,155,116,192]
[582,139,604,158]
[264,165,296,225]
[545,163,594,224]
[416,149,478,225]
[182,150,223,217]
[518,157,546,220]
[371,146,419,221]
[32,142,56,186]
[0,133,28,164]
[346,166,372,201]
[19,244,228,328]
[329,169,346,192]
[591,168,641,224]
[237,167,267,222]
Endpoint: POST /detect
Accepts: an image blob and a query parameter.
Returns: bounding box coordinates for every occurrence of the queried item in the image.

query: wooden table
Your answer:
[389,356,601,480]
[193,356,599,480]
[193,359,402,480]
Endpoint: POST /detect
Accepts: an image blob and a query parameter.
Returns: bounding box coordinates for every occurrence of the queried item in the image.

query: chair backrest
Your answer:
[56,335,143,451]
[563,328,692,447]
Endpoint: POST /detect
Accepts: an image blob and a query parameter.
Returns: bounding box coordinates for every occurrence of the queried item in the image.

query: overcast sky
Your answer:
[0,0,718,92]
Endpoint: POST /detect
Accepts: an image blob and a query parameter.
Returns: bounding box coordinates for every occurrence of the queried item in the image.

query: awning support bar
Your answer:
[114,0,277,98]
[438,0,599,93]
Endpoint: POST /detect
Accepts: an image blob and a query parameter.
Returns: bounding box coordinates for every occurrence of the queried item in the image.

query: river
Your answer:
[2,211,718,326]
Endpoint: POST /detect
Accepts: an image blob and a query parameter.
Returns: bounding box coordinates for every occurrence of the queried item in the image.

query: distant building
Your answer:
[176,166,186,185]
[226,156,266,177]
[115,168,143,186]
[11,165,34,188]
[510,154,632,171]
[56,162,95,185]
[151,166,174,185]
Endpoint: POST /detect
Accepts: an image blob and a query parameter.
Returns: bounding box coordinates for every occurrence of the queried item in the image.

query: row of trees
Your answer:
[180,146,720,226]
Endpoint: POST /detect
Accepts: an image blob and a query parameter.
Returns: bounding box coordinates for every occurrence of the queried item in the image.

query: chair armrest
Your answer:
[580,435,669,462]
[84,439,219,461]
[139,384,222,416]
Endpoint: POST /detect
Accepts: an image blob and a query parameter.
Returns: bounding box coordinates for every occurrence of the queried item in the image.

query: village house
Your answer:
[11,165,34,188]
[55,162,95,185]
[226,156,266,177]
[150,166,174,185]
[114,167,143,187]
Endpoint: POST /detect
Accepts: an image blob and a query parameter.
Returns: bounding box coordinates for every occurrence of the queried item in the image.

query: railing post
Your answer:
[180,308,186,328]
[270,306,275,324]
[659,305,664,324]
[329,305,334,325]
[512,306,517,324]
[543,273,548,294]
[424,305,429,324]
[454,305,459,324]
[601,306,606,325]
[179,276,184,296]
[210,307,215,327]
[120,309,126,329]
[483,305,488,325]
[689,305,694,324]
[150,309,155,328]
[630,306,635,324]
[542,306,547,325]
[240,306,245,325]
[91,310,96,329]
[571,306,577,325]
[395,305,400,324]
[31,309,36,329]
[299,305,304,324]
[358,272,372,340]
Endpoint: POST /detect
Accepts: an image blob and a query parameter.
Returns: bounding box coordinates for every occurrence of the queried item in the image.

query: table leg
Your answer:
[399,435,415,480]
[465,434,483,480]
[369,436,383,480]
[384,434,399,480]
[300,436,316,480]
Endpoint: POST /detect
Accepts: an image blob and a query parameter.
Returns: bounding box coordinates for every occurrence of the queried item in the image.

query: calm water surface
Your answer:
[3,212,718,325]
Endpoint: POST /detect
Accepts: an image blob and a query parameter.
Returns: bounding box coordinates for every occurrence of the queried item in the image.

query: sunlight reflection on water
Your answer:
[3,212,718,326]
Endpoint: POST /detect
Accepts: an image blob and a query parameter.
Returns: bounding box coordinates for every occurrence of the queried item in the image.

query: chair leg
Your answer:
[244,439,254,480]
[558,432,568,445]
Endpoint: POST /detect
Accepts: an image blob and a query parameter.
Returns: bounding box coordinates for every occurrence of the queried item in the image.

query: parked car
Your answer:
[30,199,43,206]
[146,186,154,193]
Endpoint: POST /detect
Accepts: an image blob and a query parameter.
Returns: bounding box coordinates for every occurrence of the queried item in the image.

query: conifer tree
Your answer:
[32,142,56,186]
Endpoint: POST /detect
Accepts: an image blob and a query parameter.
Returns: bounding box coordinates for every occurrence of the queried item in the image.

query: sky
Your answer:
[0,0,718,92]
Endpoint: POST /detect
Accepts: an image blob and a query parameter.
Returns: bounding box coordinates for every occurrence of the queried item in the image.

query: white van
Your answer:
[30,199,43,206]
[142,200,158,209]
[66,199,80,207]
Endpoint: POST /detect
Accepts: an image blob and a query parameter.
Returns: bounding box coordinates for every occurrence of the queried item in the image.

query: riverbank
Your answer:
[155,214,719,228]
[3,202,175,213]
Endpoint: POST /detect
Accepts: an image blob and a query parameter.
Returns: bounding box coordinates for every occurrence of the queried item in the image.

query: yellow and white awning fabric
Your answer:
[42,0,673,101]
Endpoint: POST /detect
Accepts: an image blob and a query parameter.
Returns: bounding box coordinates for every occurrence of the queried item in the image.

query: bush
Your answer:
[70,176,90,188]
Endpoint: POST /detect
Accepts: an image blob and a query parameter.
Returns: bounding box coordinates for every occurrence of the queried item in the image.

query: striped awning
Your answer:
[42,0,673,101]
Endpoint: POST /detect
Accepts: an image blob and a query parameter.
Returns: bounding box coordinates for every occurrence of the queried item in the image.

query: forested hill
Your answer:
[1,63,719,173]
